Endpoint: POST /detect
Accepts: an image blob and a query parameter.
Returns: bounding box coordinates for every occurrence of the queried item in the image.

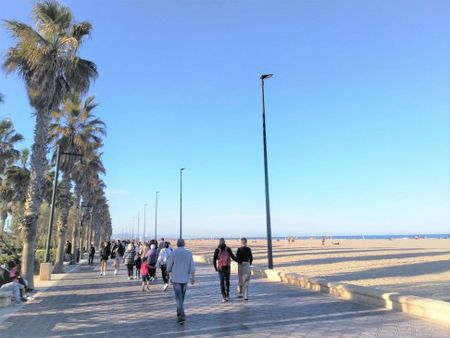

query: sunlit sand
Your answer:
[189,238,450,302]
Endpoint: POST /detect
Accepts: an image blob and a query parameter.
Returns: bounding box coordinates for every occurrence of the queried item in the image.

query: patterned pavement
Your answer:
[0,259,449,337]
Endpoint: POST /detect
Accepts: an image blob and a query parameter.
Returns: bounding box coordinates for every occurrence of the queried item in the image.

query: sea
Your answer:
[196,234,450,240]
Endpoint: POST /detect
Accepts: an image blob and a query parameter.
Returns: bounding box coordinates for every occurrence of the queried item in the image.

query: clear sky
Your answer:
[0,0,449,237]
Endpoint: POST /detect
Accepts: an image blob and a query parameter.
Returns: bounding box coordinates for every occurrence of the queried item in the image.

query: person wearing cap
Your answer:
[166,239,196,325]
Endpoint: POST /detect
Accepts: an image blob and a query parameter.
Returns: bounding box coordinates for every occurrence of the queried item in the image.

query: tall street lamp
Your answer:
[179,168,186,238]
[143,204,147,241]
[45,145,82,263]
[154,191,159,240]
[137,211,140,241]
[260,73,274,269]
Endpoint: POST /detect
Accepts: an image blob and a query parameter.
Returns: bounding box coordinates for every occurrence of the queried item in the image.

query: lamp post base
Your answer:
[39,262,52,281]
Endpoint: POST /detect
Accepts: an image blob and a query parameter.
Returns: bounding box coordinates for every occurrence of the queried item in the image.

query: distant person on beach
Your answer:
[322,237,326,246]
[88,243,95,265]
[157,241,172,291]
[167,239,196,325]
[235,238,253,301]
[99,241,111,276]
[124,243,136,280]
[213,238,236,302]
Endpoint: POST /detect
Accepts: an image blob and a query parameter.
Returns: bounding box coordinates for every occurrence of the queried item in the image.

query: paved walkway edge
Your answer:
[193,254,450,326]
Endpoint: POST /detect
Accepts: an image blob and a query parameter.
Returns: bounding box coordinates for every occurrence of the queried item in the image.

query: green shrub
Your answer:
[0,253,19,266]
[34,249,57,271]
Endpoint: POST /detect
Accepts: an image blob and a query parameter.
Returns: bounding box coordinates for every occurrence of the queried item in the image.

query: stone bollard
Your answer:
[39,262,52,281]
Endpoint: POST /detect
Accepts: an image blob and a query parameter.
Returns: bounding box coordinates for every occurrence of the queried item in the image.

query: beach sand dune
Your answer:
[189,238,450,302]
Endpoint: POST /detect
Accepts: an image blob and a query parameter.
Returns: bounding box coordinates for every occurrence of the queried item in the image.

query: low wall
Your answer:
[193,255,450,326]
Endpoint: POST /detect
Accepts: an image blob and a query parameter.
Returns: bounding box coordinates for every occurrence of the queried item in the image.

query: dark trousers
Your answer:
[173,283,188,319]
[161,264,169,284]
[135,264,141,278]
[88,254,94,265]
[218,266,231,298]
[126,264,134,277]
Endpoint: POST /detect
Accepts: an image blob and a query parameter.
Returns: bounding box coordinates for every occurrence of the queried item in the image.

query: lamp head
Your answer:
[260,74,273,80]
[180,168,186,172]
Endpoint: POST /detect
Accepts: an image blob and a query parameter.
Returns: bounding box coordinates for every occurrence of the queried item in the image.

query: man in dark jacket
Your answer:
[213,238,236,302]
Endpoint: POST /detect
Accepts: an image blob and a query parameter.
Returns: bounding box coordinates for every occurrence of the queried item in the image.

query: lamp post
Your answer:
[179,168,186,238]
[154,191,159,240]
[79,203,92,261]
[260,73,274,269]
[137,211,140,241]
[143,204,147,241]
[45,145,83,263]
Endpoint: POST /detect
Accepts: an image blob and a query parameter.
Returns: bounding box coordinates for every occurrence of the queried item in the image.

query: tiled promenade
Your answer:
[0,260,449,337]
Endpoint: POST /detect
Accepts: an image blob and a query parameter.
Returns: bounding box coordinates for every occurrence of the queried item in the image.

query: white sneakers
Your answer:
[163,283,169,291]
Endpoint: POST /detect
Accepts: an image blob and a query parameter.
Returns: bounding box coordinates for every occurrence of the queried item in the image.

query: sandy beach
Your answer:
[188,238,450,302]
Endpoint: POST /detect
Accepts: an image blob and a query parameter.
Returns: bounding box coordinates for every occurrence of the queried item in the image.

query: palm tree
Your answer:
[0,149,31,244]
[0,120,23,235]
[49,94,105,272]
[3,0,97,286]
[76,153,106,251]
[0,119,23,174]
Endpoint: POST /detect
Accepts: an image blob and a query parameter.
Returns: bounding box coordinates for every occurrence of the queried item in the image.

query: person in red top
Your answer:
[140,259,150,291]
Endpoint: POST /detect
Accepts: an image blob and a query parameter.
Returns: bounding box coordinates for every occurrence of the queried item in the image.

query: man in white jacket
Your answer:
[166,239,196,325]
[157,241,172,291]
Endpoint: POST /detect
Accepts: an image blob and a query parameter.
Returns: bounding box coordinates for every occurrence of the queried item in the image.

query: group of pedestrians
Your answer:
[89,236,252,325]
[213,237,253,302]
[96,238,174,291]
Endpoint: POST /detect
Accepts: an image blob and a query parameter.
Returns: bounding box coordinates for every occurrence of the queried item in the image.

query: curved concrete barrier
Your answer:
[193,254,450,326]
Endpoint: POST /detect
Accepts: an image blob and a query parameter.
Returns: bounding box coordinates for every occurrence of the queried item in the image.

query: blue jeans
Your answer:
[173,283,187,319]
[1,281,22,302]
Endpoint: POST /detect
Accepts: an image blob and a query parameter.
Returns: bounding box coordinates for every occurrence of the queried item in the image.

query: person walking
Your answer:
[158,238,165,253]
[140,257,150,292]
[135,253,142,279]
[166,239,196,325]
[88,243,95,265]
[213,238,236,302]
[65,240,72,262]
[235,238,253,301]
[145,244,158,282]
[111,241,120,275]
[157,241,172,291]
[99,241,111,276]
[124,243,136,280]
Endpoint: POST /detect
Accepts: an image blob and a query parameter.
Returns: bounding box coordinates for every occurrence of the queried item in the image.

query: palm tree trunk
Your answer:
[71,190,81,261]
[52,174,72,273]
[20,111,50,289]
[0,210,8,237]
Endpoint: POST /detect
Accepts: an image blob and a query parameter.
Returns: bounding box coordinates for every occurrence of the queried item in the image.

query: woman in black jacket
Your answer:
[99,241,111,276]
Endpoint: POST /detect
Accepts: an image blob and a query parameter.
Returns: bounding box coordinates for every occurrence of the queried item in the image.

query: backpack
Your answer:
[218,248,230,269]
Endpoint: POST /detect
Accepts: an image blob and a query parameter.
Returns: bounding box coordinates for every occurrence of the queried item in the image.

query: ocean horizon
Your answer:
[112,233,450,240]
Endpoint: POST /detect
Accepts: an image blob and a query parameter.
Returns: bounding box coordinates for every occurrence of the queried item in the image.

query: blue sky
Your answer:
[0,0,449,237]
